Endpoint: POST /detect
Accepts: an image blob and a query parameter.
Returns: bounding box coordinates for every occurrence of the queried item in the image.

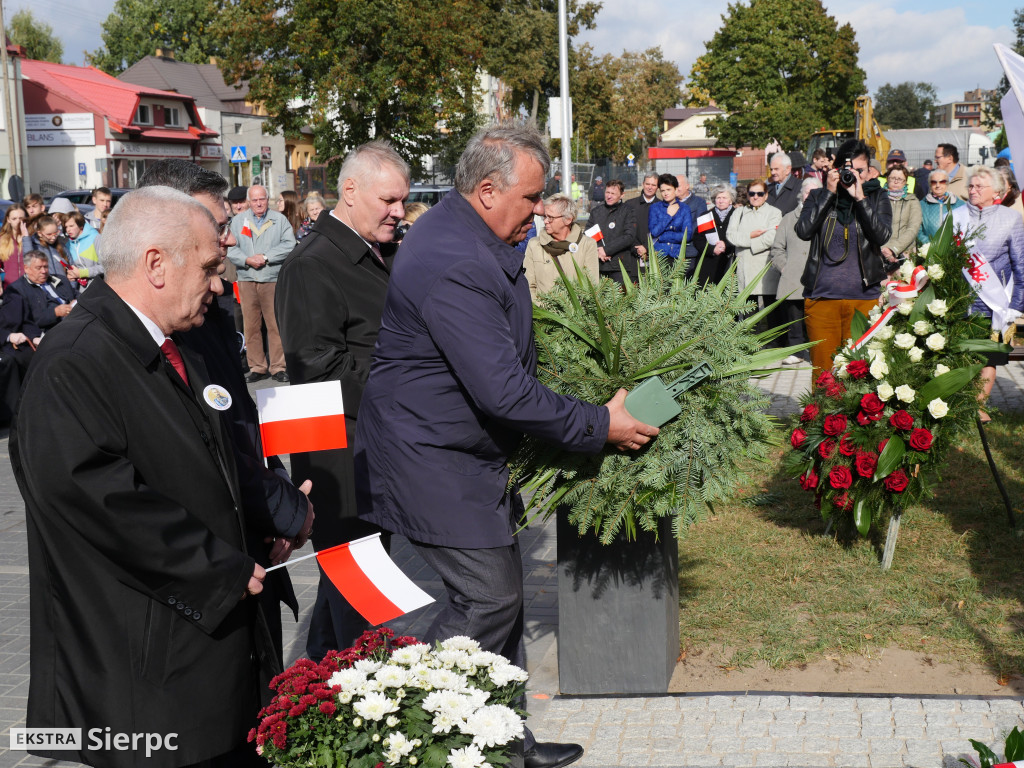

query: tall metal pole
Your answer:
[557,0,571,196]
[0,2,19,181]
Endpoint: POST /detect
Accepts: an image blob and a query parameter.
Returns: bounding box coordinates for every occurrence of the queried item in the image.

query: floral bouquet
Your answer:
[783,217,1010,538]
[250,628,527,768]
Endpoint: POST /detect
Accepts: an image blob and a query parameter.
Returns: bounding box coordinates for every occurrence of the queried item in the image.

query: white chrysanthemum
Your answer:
[465,705,524,748]
[427,668,469,691]
[897,302,914,316]
[907,346,924,363]
[353,691,400,722]
[912,320,933,336]
[339,691,354,704]
[386,715,400,728]
[469,651,503,668]
[383,732,417,764]
[934,364,950,377]
[925,333,946,351]
[927,263,944,280]
[441,636,482,653]
[375,664,410,689]
[899,260,916,282]
[447,744,487,768]
[928,398,949,418]
[390,644,430,666]
[894,333,916,349]
[877,324,896,339]
[927,299,948,318]
[870,357,889,380]
[895,385,916,403]
[432,649,468,669]
[876,382,894,401]
[423,689,472,716]
[488,662,528,687]
[353,659,382,675]
[329,667,369,691]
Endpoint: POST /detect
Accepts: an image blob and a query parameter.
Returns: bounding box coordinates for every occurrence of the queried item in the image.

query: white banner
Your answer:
[26,113,95,147]
[109,141,192,157]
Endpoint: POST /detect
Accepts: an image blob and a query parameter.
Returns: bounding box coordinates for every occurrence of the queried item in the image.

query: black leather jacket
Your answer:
[795,186,892,293]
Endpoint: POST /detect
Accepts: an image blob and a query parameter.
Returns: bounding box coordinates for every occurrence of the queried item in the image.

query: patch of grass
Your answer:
[678,414,1024,679]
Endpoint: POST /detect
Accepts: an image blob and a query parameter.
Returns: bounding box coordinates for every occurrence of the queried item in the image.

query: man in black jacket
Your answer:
[588,178,637,283]
[627,173,659,267]
[796,139,893,373]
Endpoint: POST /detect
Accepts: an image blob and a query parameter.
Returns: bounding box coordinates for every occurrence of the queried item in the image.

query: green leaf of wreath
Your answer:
[917,364,983,403]
[874,434,906,480]
[850,309,869,342]
[955,338,1013,353]
[853,497,871,536]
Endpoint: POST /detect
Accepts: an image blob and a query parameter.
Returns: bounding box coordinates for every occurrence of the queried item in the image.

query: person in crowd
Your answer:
[395,202,429,245]
[880,149,916,197]
[767,152,801,215]
[727,179,782,306]
[918,169,964,245]
[296,192,326,240]
[675,174,707,275]
[693,171,711,199]
[881,166,923,266]
[796,139,892,373]
[8,250,76,331]
[995,161,1024,221]
[227,185,250,216]
[63,212,102,290]
[804,149,831,184]
[544,171,562,197]
[867,159,882,181]
[277,140,409,662]
[0,205,28,288]
[913,159,933,201]
[935,143,967,200]
[276,190,298,213]
[951,166,1024,423]
[47,197,77,217]
[228,184,296,383]
[524,193,599,301]
[0,277,40,423]
[22,215,70,285]
[590,175,605,203]
[770,177,822,364]
[355,123,656,768]
[11,186,278,768]
[85,186,113,229]
[693,184,737,286]
[649,173,693,262]
[627,172,659,267]
[589,178,637,284]
[22,193,45,219]
[277,191,303,235]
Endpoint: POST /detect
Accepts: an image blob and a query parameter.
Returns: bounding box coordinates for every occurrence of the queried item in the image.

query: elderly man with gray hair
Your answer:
[768,151,801,215]
[355,123,657,768]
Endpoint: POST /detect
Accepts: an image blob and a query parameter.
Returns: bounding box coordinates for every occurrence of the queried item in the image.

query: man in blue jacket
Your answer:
[356,124,657,768]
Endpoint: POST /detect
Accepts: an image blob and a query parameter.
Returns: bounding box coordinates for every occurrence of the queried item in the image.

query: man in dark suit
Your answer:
[589,178,637,283]
[11,187,276,768]
[0,280,40,422]
[8,250,76,330]
[276,140,409,661]
[627,172,659,267]
[767,152,801,215]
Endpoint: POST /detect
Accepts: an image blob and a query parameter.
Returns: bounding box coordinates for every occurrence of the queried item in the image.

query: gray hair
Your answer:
[800,177,822,195]
[455,122,551,195]
[643,172,659,183]
[967,166,1007,197]
[544,193,576,223]
[247,185,267,201]
[22,248,47,267]
[337,140,410,190]
[100,186,216,281]
[709,184,735,204]
[770,152,793,168]
[929,169,949,183]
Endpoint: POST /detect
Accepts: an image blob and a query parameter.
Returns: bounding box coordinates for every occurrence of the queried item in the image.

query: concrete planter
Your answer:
[555,513,679,694]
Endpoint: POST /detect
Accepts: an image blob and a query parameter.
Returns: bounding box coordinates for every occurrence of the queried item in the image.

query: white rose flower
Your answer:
[867,340,884,351]
[899,260,915,282]
[876,382,894,400]
[870,357,889,380]
[448,744,487,768]
[895,384,916,403]
[927,263,944,280]
[912,320,933,336]
[907,346,924,363]
[927,398,949,418]
[925,332,946,351]
[868,306,881,321]
[934,364,950,376]
[897,302,914,316]
[894,333,916,349]
[353,691,400,722]
[919,242,931,257]
[877,324,896,339]
[927,299,948,318]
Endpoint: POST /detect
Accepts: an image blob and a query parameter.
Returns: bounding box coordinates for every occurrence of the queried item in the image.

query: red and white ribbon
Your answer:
[850,266,929,352]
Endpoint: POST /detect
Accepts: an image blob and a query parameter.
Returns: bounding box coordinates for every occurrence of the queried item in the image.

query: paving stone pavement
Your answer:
[1,367,1022,768]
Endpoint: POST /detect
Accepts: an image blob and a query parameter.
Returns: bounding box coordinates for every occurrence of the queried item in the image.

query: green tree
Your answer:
[873,82,937,129]
[8,10,63,63]
[687,0,865,149]
[88,0,222,74]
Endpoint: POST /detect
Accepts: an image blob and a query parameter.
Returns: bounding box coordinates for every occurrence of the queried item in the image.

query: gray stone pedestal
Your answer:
[555,513,679,694]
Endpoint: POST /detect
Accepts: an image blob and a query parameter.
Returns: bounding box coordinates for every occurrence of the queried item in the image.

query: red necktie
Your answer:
[160,338,190,388]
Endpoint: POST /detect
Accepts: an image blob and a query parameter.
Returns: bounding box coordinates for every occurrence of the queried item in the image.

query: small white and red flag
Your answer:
[267,534,434,625]
[240,218,253,238]
[255,381,347,458]
[696,212,716,234]
[584,223,604,243]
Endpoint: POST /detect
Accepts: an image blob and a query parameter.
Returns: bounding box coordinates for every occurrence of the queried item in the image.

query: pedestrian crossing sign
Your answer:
[230,146,248,163]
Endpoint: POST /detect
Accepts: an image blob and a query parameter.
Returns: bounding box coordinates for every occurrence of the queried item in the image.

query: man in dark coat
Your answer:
[8,250,76,330]
[589,178,637,283]
[0,280,40,422]
[355,123,658,768]
[10,187,277,768]
[676,175,708,276]
[277,140,409,660]
[627,172,659,267]
[767,152,801,215]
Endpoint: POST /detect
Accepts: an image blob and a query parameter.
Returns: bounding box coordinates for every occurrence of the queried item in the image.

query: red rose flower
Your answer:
[828,465,853,489]
[860,393,884,416]
[856,410,870,426]
[799,469,819,490]
[847,359,870,379]
[819,438,837,459]
[791,428,807,448]
[908,428,933,451]
[854,451,878,478]
[884,469,909,493]
[839,433,856,456]
[800,403,820,422]
[889,410,914,431]
[815,370,836,389]
[833,491,853,510]
[823,414,848,436]
[826,381,846,398]
[878,438,889,454]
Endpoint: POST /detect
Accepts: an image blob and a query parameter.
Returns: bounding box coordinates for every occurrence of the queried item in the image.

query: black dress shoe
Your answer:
[272,371,289,383]
[524,741,584,768]
[245,371,270,383]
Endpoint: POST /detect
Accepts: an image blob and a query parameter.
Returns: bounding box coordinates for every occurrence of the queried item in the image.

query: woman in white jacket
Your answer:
[727,179,782,305]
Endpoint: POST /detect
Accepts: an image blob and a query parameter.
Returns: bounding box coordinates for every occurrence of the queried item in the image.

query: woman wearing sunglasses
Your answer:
[727,178,782,312]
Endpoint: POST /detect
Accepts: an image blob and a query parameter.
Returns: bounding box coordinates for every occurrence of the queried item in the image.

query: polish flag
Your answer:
[584,223,604,243]
[255,381,347,457]
[994,763,1024,768]
[696,212,716,234]
[316,534,434,625]
[241,218,253,238]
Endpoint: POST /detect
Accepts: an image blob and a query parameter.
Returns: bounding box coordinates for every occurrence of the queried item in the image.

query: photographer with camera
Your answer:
[796,139,893,373]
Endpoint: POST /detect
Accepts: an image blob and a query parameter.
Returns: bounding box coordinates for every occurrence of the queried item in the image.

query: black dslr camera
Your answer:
[839,161,858,188]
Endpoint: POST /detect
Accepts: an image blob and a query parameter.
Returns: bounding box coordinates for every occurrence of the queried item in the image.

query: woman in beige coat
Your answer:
[523,193,600,302]
[727,179,782,298]
[881,166,922,262]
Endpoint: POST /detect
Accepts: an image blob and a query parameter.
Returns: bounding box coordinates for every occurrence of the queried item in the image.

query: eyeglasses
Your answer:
[218,221,231,239]
[543,214,565,221]
[748,191,766,198]
[930,180,948,185]
[967,183,991,191]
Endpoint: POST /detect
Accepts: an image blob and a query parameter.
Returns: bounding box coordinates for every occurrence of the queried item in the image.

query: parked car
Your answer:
[45,188,131,215]
[406,184,453,207]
